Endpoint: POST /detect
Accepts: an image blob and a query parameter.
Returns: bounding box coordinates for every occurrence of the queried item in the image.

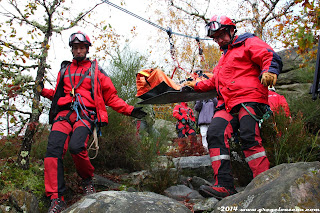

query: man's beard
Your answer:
[74,56,86,61]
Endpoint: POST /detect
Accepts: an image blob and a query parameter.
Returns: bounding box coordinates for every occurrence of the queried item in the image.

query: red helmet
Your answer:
[206,15,236,38]
[69,31,92,47]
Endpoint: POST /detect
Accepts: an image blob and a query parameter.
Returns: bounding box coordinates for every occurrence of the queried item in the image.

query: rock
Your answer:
[154,119,177,138]
[192,197,219,212]
[214,161,320,211]
[163,185,204,201]
[9,190,39,213]
[188,176,213,191]
[63,191,192,213]
[173,155,211,168]
[0,205,18,213]
[277,48,303,73]
[93,174,121,190]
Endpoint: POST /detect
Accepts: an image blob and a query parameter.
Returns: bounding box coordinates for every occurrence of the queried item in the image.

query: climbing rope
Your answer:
[196,37,210,72]
[167,28,196,79]
[72,93,100,159]
[101,0,211,41]
[101,0,212,80]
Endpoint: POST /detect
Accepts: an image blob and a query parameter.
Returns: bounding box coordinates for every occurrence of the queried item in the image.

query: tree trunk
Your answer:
[16,38,48,169]
[16,78,43,170]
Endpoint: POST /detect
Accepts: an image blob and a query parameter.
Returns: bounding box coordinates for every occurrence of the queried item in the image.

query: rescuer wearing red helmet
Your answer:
[39,31,147,213]
[185,15,283,199]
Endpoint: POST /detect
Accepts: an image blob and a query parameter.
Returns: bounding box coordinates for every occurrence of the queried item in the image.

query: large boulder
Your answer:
[214,161,320,212]
[63,191,192,213]
[0,190,39,213]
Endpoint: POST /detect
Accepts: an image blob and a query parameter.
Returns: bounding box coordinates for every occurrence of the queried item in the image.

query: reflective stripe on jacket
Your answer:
[41,59,134,126]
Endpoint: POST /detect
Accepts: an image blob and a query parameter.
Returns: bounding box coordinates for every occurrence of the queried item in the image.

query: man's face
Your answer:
[212,28,232,47]
[71,43,88,61]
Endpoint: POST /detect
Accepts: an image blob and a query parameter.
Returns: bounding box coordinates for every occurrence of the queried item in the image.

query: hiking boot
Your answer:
[199,185,237,200]
[48,198,66,213]
[82,178,96,195]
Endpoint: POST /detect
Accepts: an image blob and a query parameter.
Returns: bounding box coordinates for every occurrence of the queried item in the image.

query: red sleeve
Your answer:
[99,73,134,116]
[246,37,282,76]
[40,72,61,101]
[173,105,184,120]
[194,77,216,92]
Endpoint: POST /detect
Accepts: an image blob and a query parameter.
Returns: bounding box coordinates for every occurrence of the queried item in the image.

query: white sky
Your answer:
[1,0,294,133]
[47,0,161,82]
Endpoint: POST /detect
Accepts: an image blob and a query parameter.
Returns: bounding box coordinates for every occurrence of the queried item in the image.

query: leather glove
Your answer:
[184,81,196,88]
[36,80,44,93]
[131,107,147,119]
[261,72,277,87]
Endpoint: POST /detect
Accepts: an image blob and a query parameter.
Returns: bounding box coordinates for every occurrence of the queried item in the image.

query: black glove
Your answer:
[131,107,147,119]
[180,85,194,92]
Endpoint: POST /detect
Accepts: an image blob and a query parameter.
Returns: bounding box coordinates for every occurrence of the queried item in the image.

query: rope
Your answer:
[88,126,99,160]
[196,37,210,71]
[167,28,197,79]
[72,93,100,159]
[102,0,210,79]
[101,0,211,41]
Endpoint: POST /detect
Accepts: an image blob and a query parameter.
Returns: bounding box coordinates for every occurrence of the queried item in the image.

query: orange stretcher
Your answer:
[136,68,216,104]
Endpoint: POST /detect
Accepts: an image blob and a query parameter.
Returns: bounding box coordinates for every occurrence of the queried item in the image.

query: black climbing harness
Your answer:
[55,63,101,159]
[241,103,273,128]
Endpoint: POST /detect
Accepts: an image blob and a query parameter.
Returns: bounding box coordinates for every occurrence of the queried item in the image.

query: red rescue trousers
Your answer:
[207,103,270,188]
[44,109,95,199]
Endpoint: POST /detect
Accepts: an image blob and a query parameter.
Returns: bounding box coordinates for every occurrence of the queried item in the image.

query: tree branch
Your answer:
[0,107,32,115]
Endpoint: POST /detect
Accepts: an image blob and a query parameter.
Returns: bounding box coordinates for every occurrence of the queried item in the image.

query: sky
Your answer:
[1,0,291,132]
[47,0,161,82]
[45,0,249,81]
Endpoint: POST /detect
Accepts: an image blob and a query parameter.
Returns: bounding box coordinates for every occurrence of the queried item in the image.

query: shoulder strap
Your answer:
[90,60,97,100]
[59,61,71,81]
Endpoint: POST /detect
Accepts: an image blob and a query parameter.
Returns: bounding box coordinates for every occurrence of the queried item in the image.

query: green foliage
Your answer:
[107,45,146,105]
[0,159,45,199]
[92,107,172,172]
[0,136,21,158]
[139,168,179,194]
[295,66,316,83]
[287,93,320,134]
[261,110,320,167]
[30,124,51,159]
[277,0,319,61]
[89,46,174,172]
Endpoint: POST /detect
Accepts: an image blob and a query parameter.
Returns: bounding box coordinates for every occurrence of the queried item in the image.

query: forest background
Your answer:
[0,0,319,211]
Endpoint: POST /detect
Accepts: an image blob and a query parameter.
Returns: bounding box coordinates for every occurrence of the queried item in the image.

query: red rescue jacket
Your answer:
[41,58,134,126]
[173,102,196,124]
[268,90,291,117]
[194,33,282,112]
